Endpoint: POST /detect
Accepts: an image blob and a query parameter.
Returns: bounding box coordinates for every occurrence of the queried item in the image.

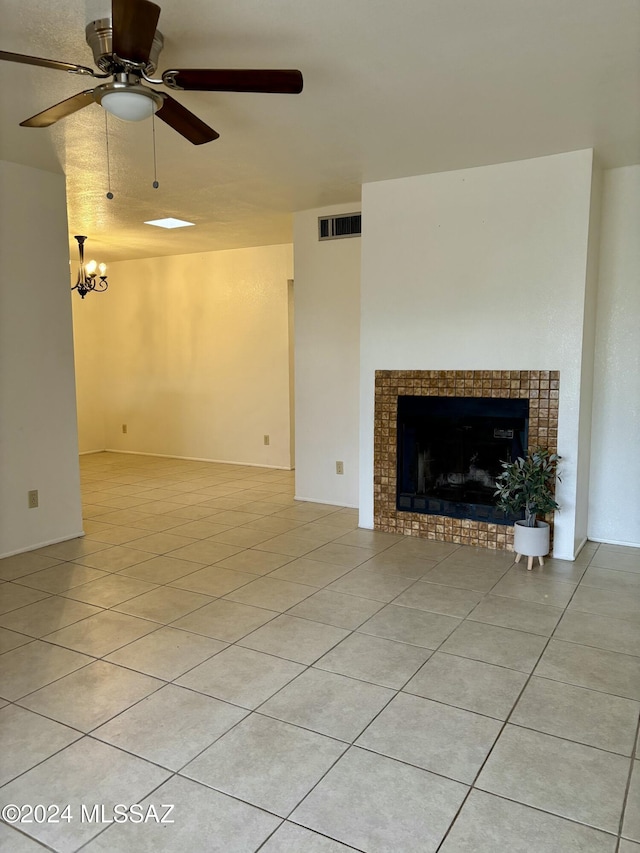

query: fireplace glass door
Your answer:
[397,395,529,523]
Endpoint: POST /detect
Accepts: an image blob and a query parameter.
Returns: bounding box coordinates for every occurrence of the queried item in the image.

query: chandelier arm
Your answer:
[72,235,108,298]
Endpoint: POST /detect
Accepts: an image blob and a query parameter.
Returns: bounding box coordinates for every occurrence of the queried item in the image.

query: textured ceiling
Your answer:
[1,0,639,262]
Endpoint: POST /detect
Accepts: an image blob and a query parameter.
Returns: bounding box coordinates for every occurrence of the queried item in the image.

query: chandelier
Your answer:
[72,235,108,299]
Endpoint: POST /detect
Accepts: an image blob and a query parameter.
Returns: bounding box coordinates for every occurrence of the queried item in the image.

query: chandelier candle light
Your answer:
[72,235,108,299]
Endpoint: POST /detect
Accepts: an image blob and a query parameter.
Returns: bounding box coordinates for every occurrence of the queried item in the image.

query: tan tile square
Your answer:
[105,626,226,680]
[224,577,315,611]
[0,596,100,638]
[0,552,62,581]
[114,586,213,623]
[167,507,228,521]
[0,626,32,653]
[128,513,196,531]
[45,610,159,656]
[74,545,153,571]
[209,527,277,547]
[287,590,383,629]
[245,516,305,534]
[163,519,232,539]
[90,509,151,526]
[171,599,279,642]
[94,684,247,770]
[307,543,377,569]
[511,676,639,755]
[84,525,152,545]
[358,604,461,649]
[38,539,111,561]
[167,540,244,564]
[439,789,619,853]
[96,495,155,509]
[269,557,352,587]
[216,549,293,576]
[118,554,206,583]
[0,737,170,851]
[18,660,163,730]
[182,714,346,817]
[327,569,415,602]
[316,633,431,689]
[80,775,278,853]
[0,705,82,785]
[260,669,393,742]
[253,534,318,558]
[0,582,50,614]
[176,645,304,709]
[127,532,199,554]
[0,639,92,700]
[63,574,158,607]
[357,692,501,784]
[405,652,528,720]
[14,562,108,593]
[476,725,628,834]
[171,565,255,596]
[238,614,349,665]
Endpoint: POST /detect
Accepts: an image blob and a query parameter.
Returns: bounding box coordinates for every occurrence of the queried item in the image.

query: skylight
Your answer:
[144,218,195,229]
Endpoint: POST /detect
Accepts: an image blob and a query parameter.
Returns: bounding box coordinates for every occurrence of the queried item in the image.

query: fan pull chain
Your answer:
[105,112,114,199]
[152,112,159,189]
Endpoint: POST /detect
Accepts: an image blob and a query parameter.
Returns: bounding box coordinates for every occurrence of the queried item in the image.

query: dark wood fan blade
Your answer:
[0,50,96,76]
[112,0,161,65]
[155,95,219,145]
[20,90,96,127]
[162,68,303,94]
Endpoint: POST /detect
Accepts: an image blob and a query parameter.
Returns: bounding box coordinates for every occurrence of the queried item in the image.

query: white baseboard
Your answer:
[79,449,106,456]
[294,495,358,509]
[0,530,85,560]
[573,537,589,558]
[101,449,293,471]
[587,536,640,549]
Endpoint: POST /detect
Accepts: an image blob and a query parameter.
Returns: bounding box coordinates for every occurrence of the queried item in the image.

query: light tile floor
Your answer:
[0,452,639,853]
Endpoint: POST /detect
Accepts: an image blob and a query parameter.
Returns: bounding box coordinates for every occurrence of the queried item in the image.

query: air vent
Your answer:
[318,212,361,240]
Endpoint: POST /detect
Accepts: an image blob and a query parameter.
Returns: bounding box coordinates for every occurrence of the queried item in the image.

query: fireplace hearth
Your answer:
[374,370,559,549]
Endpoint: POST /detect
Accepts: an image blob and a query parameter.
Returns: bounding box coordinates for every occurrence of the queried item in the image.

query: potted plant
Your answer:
[494,447,561,569]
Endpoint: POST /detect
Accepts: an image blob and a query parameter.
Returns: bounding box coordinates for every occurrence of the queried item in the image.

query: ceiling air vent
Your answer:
[318,212,361,241]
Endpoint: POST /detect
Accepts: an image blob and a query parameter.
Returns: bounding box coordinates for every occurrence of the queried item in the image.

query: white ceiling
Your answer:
[1,0,639,262]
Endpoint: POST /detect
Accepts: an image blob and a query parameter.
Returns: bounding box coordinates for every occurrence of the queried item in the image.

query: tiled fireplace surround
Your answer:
[373,370,560,551]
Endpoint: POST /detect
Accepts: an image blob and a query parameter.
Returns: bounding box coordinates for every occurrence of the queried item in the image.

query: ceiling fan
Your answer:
[0,0,303,144]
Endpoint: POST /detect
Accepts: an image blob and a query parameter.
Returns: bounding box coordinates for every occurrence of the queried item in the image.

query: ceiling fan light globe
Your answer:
[100,90,158,121]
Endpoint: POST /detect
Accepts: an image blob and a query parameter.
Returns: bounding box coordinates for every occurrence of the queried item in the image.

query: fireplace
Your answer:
[374,370,559,549]
[396,395,528,523]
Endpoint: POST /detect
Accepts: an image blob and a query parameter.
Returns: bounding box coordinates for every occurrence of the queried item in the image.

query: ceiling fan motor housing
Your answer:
[85,18,164,73]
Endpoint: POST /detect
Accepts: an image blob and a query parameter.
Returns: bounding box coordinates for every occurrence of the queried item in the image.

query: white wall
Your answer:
[0,161,83,556]
[73,244,294,468]
[293,203,361,506]
[72,280,107,453]
[588,166,640,546]
[359,150,596,559]
[573,165,602,550]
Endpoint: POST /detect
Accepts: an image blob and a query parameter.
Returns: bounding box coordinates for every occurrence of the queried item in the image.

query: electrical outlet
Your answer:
[122,424,127,434]
[28,489,39,509]
[263,435,270,446]
[336,461,344,475]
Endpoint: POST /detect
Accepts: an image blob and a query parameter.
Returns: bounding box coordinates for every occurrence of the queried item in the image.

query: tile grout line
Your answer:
[433,544,608,850]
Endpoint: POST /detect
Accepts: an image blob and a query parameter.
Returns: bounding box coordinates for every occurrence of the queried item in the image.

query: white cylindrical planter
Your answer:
[513,520,550,570]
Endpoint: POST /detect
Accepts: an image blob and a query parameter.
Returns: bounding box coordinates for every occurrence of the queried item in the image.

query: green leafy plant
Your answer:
[494,447,561,527]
